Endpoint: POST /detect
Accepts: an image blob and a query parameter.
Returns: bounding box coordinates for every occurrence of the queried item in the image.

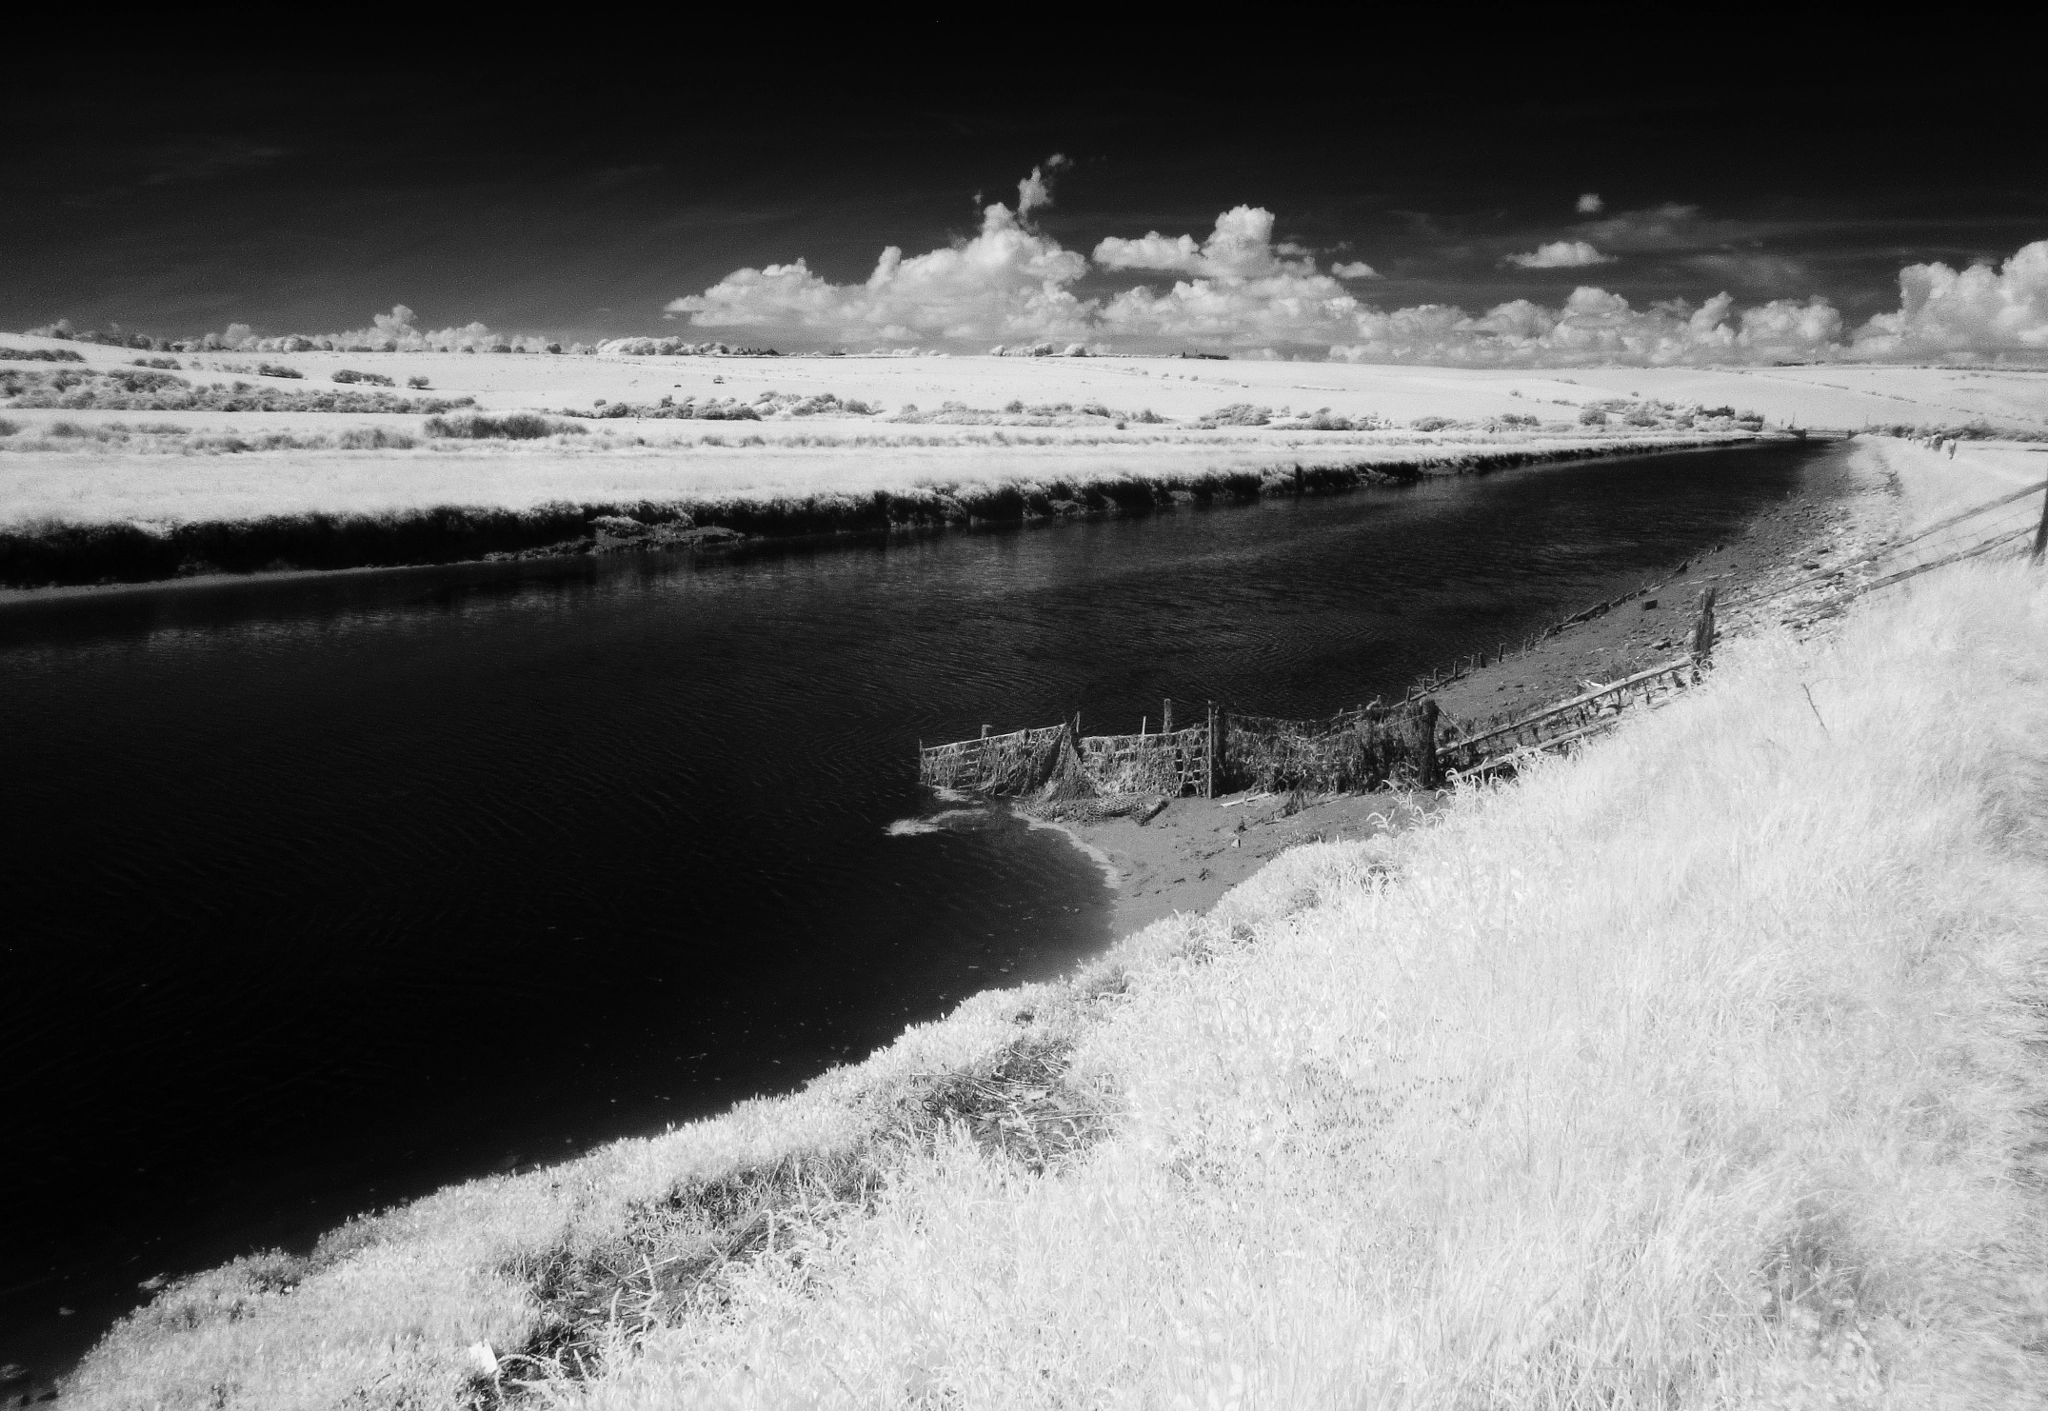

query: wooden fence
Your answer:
[918,698,1439,808]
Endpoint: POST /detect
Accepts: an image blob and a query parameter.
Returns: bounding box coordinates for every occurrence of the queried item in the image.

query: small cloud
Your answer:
[1015,154,1071,223]
[142,137,286,187]
[1576,193,1604,214]
[1577,202,1706,252]
[1504,240,1618,270]
[1686,252,1811,294]
[1331,260,1380,279]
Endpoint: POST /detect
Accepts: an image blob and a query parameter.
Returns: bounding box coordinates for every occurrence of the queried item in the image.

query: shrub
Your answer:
[406,375,430,389]
[256,363,303,379]
[0,417,17,436]
[334,427,417,449]
[2,347,86,363]
[1411,416,1456,432]
[422,412,582,439]
[1208,403,1272,426]
[133,357,182,370]
[332,369,396,387]
[1578,408,1608,425]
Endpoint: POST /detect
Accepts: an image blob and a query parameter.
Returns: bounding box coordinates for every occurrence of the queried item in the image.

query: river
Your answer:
[0,438,1841,1375]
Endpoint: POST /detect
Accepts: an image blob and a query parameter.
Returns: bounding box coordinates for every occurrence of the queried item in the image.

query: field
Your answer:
[4,338,2045,538]
[58,439,2048,1407]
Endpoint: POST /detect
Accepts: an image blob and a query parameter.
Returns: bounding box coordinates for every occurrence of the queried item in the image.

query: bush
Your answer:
[133,357,182,370]
[0,417,17,436]
[1578,408,1608,425]
[334,427,417,449]
[422,413,582,440]
[257,363,303,379]
[406,375,430,390]
[1208,403,1272,426]
[1411,416,1456,432]
[333,369,396,387]
[2,347,86,363]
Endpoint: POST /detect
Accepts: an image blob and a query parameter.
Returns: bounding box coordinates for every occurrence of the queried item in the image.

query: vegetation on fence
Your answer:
[920,699,1440,806]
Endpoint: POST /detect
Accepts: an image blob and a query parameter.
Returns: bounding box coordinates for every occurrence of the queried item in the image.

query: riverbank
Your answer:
[8,343,2042,591]
[1057,434,1898,935]
[54,436,2048,1407]
[0,432,1752,590]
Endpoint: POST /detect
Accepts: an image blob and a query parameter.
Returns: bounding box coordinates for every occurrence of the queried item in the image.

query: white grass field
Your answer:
[60,440,2048,1407]
[4,337,2044,531]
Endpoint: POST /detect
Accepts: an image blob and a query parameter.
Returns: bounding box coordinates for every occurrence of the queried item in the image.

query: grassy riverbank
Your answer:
[7,342,2042,589]
[0,437,1745,590]
[61,463,2048,1406]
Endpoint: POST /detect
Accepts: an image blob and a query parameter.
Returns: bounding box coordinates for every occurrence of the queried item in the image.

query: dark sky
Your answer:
[6,24,2040,347]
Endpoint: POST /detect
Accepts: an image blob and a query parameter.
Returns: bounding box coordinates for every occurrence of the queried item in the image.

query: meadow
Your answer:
[58,441,2048,1407]
[3,339,2043,538]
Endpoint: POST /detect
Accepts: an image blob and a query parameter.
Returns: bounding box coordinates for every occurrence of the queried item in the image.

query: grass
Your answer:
[0,436,1754,588]
[61,556,2048,1407]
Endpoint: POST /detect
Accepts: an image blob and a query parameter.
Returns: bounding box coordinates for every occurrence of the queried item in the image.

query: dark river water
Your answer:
[0,440,1841,1375]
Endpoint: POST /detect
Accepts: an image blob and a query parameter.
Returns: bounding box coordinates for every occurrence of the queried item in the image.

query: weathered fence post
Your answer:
[1162,697,1174,733]
[1692,586,1718,662]
[1205,701,1219,798]
[1418,699,1441,788]
[2032,485,2048,563]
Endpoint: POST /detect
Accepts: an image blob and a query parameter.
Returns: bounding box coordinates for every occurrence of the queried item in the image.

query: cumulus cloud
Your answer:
[222,305,557,353]
[1329,286,1843,368]
[1576,193,1604,214]
[656,169,2046,367]
[1092,206,1316,280]
[668,164,1094,345]
[1504,239,1618,270]
[1092,208,1375,346]
[1847,241,2048,360]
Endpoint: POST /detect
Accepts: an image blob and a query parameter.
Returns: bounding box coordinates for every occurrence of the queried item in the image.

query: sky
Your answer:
[6,28,2044,366]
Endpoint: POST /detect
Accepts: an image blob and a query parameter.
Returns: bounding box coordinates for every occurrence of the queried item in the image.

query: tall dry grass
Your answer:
[64,560,2048,1408]
[567,562,2048,1408]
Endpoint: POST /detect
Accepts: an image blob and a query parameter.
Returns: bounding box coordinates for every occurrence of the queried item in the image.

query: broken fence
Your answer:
[919,699,1442,811]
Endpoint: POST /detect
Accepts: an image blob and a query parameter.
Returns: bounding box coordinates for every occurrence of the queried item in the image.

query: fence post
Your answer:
[2033,485,2048,564]
[1418,699,1441,788]
[1692,586,1718,662]
[1162,697,1174,733]
[1205,701,1218,798]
